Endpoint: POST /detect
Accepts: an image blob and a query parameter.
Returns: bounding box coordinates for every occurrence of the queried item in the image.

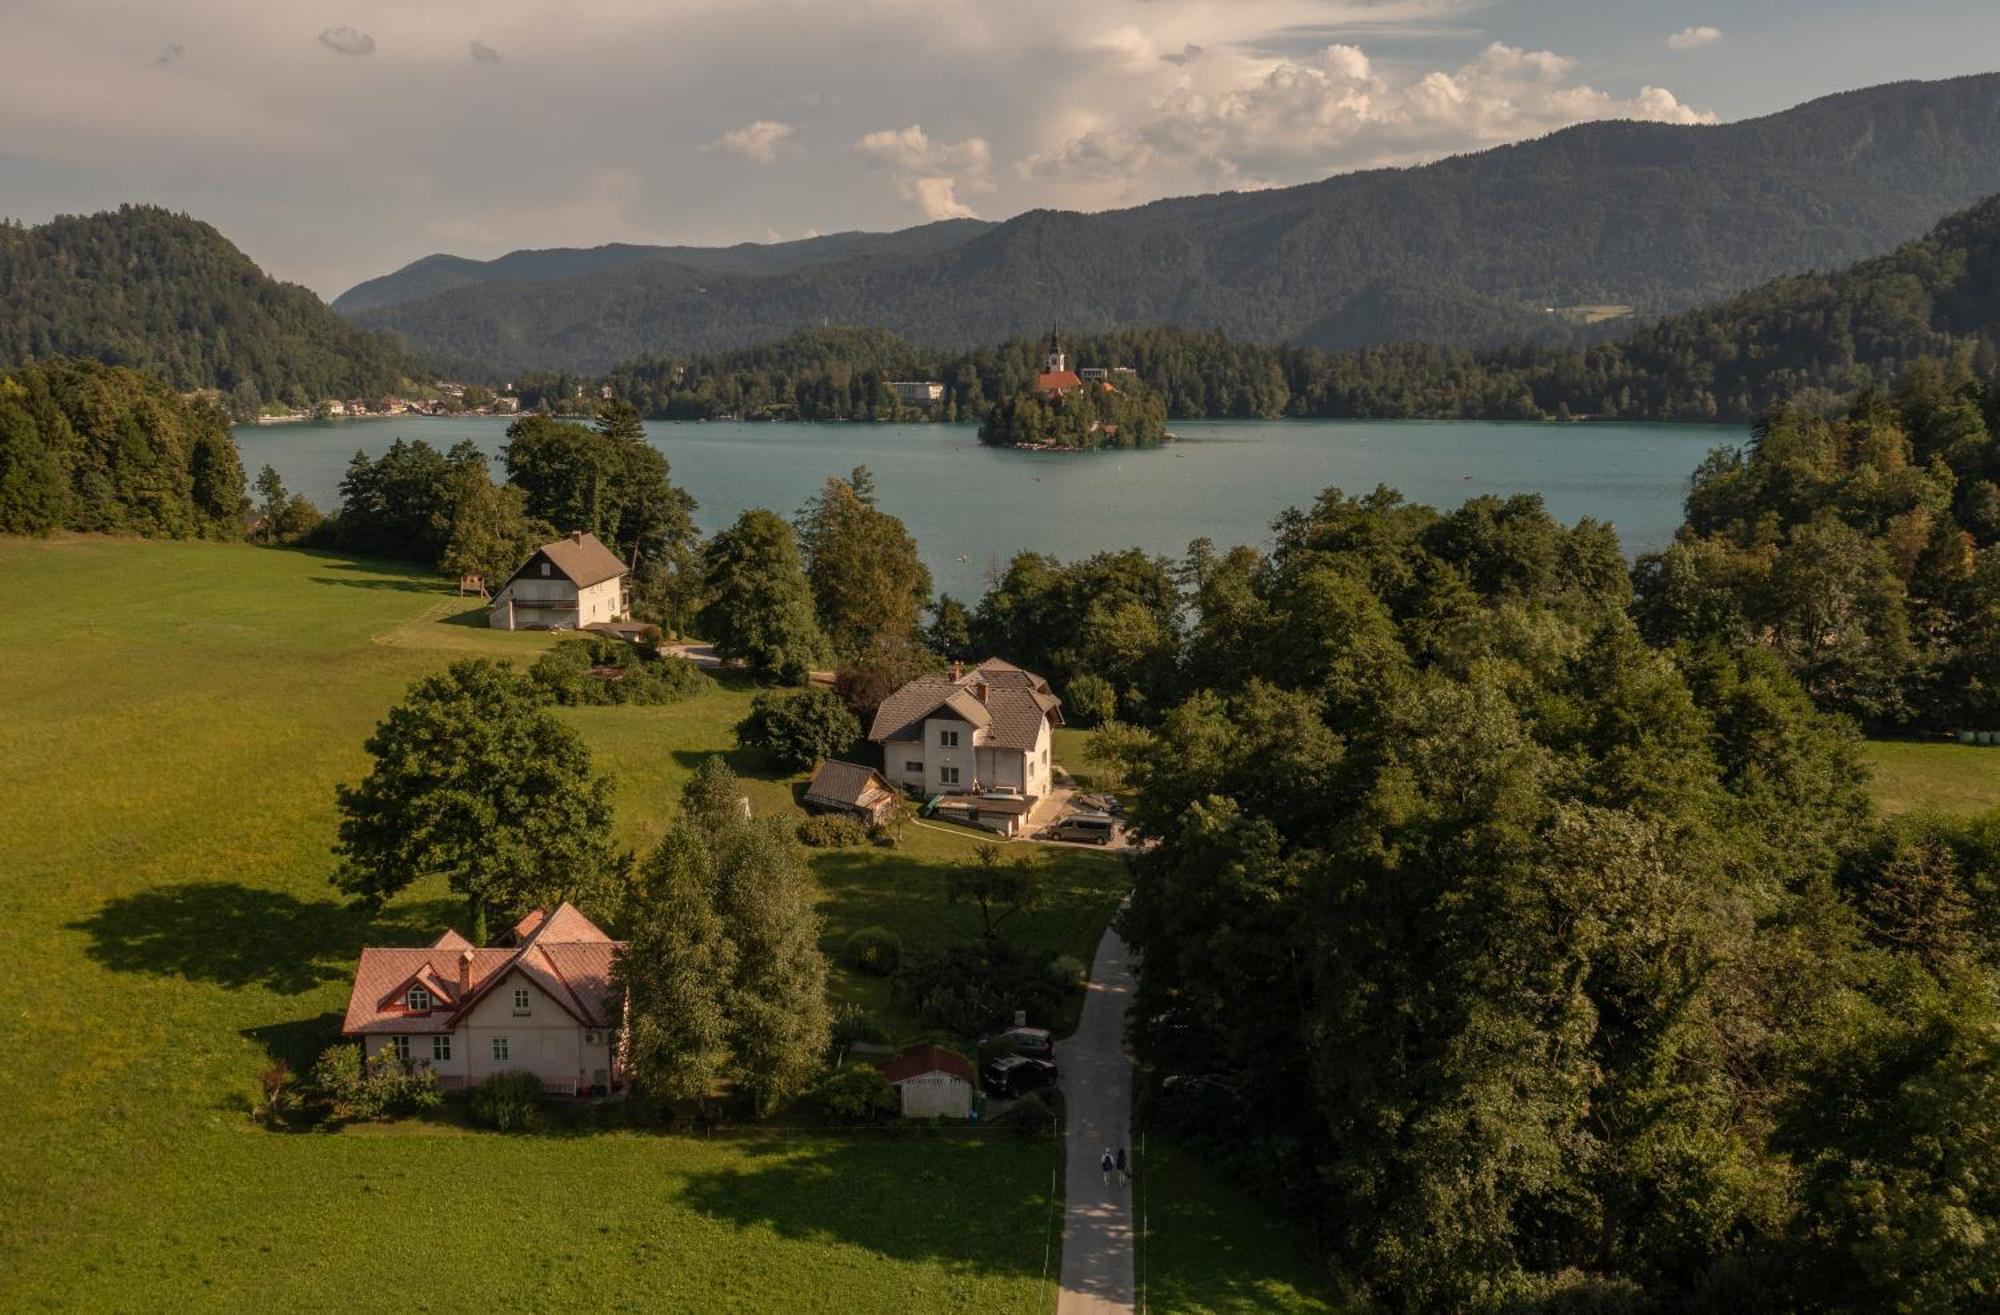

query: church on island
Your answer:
[980,331,1164,451]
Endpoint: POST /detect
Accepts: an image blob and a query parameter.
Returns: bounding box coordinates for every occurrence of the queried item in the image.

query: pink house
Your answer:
[341,902,624,1096]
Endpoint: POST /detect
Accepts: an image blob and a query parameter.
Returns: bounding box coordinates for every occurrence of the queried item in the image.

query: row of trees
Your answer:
[1098,482,2000,1311]
[0,357,245,538]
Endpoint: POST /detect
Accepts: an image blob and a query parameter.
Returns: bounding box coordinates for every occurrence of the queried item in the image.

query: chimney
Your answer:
[950,660,963,682]
[570,530,585,545]
[458,949,474,998]
[975,680,990,703]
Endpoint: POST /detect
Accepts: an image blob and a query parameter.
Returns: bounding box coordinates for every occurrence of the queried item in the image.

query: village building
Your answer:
[879,1044,976,1118]
[888,380,946,406]
[803,759,900,826]
[341,902,623,1096]
[867,657,1063,802]
[489,530,630,630]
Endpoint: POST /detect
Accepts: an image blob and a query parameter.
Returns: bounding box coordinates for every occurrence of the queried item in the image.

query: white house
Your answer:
[341,903,623,1096]
[880,1044,975,1118]
[888,380,946,406]
[868,658,1063,801]
[489,531,630,631]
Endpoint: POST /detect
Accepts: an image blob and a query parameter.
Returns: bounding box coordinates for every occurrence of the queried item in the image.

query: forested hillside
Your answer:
[345,74,2000,375]
[0,206,417,416]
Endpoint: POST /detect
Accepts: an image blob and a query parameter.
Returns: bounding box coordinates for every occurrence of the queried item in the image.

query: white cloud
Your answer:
[470,40,501,65]
[1025,40,1714,190]
[1667,25,1723,50]
[853,124,995,220]
[316,27,375,57]
[708,119,797,164]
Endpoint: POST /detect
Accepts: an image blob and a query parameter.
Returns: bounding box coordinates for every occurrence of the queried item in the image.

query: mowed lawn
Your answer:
[1861,739,2000,815]
[0,537,1082,1311]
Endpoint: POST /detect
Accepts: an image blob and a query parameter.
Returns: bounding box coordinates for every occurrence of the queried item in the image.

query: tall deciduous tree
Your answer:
[711,817,832,1114]
[332,659,619,943]
[796,467,932,658]
[946,844,1043,946]
[698,508,828,683]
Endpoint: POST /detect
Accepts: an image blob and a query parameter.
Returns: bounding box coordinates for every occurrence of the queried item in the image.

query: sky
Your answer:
[4,0,1999,298]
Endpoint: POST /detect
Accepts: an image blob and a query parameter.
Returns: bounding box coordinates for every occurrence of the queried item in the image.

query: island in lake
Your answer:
[977,333,1170,450]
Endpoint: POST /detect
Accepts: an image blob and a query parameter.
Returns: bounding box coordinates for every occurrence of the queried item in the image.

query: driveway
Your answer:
[1057,909,1137,1314]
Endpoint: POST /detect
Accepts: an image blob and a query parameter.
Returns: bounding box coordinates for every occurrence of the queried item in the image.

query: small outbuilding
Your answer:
[880,1044,975,1118]
[803,759,899,827]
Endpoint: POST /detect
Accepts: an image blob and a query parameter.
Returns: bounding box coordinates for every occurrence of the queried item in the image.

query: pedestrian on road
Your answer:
[1100,1149,1114,1188]
[1116,1146,1129,1186]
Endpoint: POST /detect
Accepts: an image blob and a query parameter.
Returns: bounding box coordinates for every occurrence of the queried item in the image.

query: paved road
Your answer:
[1057,912,1137,1314]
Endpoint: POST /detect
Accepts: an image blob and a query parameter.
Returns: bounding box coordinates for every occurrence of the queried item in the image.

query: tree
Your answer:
[441,475,550,585]
[681,755,748,833]
[946,844,1043,946]
[332,660,620,942]
[502,403,697,576]
[737,687,862,773]
[712,818,832,1113]
[927,595,974,661]
[796,468,932,658]
[616,824,737,1105]
[698,508,828,683]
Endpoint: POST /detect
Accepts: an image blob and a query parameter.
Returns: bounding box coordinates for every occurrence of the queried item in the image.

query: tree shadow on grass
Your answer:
[678,1135,1056,1280]
[308,575,445,594]
[69,883,461,995]
[241,1009,347,1072]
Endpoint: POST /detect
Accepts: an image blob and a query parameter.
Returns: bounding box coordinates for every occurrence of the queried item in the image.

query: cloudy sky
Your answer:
[5,0,1999,297]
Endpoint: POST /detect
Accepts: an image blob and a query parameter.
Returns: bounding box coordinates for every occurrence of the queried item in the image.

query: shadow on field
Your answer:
[309,575,444,594]
[70,883,461,995]
[242,1009,347,1071]
[680,1136,1052,1278]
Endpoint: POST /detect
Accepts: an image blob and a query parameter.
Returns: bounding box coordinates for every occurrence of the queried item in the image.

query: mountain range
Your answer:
[337,73,2000,377]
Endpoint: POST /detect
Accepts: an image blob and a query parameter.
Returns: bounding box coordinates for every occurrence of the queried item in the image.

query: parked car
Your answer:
[984,1026,1054,1060]
[1076,792,1126,818]
[983,1054,1060,1098]
[1051,812,1117,845]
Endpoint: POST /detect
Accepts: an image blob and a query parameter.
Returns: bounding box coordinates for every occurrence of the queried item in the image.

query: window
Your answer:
[539,562,550,577]
[391,1036,410,1061]
[584,1032,600,1046]
[905,761,923,773]
[513,987,531,1016]
[940,766,960,786]
[406,986,431,1012]
[939,729,960,748]
[432,1035,452,1062]
[492,1037,510,1062]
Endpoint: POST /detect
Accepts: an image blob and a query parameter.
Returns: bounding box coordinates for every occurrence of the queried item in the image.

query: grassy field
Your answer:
[1860,739,2000,816]
[1139,1142,1340,1313]
[0,536,1091,1310]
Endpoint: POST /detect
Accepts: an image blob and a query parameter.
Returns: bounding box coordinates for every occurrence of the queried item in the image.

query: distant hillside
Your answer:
[333,220,994,315]
[342,74,2000,377]
[0,206,418,413]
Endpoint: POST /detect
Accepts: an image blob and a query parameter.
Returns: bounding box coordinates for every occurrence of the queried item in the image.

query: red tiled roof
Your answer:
[880,1044,974,1085]
[1035,370,1083,394]
[342,901,621,1036]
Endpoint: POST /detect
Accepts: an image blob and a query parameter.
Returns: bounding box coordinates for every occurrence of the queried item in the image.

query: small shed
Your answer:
[803,760,898,827]
[880,1044,975,1118]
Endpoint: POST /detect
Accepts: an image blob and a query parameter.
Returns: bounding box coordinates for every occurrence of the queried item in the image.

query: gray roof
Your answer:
[866,658,1062,751]
[506,532,628,590]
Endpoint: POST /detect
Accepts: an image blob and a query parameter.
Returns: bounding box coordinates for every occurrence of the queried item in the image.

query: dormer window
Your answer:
[406,986,432,1013]
[513,987,531,1016]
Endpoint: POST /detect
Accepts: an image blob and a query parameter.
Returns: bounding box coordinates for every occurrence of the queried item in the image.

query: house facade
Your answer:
[880,1044,975,1118]
[803,759,899,826]
[868,658,1062,801]
[341,903,624,1096]
[489,531,629,631]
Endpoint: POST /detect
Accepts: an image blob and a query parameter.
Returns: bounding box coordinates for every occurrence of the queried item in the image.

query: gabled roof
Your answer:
[880,1044,975,1085]
[866,658,1063,752]
[805,760,896,811]
[1035,370,1083,394]
[342,901,622,1036]
[503,532,628,591]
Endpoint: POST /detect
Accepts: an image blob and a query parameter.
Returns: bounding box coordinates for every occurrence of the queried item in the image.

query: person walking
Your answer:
[1100,1148,1114,1188]
[1115,1145,1130,1186]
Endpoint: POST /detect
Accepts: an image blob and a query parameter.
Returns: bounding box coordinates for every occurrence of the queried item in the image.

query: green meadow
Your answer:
[1858,738,2000,816]
[0,536,1319,1311]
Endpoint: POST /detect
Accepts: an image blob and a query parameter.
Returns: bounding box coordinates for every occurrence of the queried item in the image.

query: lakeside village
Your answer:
[250,333,1172,450]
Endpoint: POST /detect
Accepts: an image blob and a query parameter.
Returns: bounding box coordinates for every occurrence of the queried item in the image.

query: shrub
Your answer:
[845,925,904,976]
[1005,1089,1061,1140]
[529,635,704,707]
[1066,673,1119,727]
[895,941,1064,1036]
[832,1003,889,1047]
[812,1064,896,1123]
[304,1043,442,1123]
[799,813,869,848]
[470,1071,544,1131]
[1048,954,1089,991]
[738,686,862,773]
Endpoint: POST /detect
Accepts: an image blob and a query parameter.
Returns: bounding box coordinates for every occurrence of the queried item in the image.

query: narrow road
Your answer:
[1057,913,1137,1314]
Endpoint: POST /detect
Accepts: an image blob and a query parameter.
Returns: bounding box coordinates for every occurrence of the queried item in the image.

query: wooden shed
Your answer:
[803,760,899,827]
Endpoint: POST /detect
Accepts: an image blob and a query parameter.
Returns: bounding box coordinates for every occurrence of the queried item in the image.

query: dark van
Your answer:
[1052,813,1117,845]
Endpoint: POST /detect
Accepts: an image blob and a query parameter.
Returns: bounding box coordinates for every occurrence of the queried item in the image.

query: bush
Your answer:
[832,1003,890,1047]
[1066,673,1119,727]
[895,941,1065,1036]
[799,813,869,848]
[1005,1089,1061,1140]
[812,1064,896,1123]
[845,925,904,976]
[304,1043,442,1123]
[529,634,704,707]
[1048,954,1088,991]
[738,686,862,773]
[470,1071,544,1131]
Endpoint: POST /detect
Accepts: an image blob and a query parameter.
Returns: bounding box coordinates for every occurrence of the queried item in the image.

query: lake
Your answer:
[233,417,1730,601]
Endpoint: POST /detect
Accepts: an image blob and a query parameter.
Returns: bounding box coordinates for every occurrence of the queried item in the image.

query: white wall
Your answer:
[896,1073,972,1118]
[457,971,613,1090]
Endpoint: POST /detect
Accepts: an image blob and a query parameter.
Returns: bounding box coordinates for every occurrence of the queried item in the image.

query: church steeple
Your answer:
[1044,328,1066,375]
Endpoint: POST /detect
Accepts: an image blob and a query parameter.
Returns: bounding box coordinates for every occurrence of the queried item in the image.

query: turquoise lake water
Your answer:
[233,416,1731,601]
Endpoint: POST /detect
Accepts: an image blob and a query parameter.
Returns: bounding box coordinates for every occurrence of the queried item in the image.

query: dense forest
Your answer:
[0,357,244,537]
[0,206,418,417]
[344,75,2000,375]
[977,379,1169,449]
[555,189,2000,428]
